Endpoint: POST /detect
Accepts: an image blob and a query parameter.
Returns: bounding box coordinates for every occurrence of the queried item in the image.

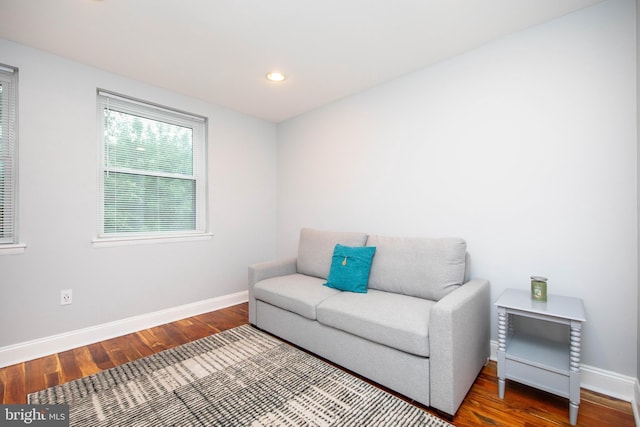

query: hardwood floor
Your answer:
[0,302,634,426]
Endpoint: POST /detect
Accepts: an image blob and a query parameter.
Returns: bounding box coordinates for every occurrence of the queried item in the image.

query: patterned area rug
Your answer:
[29,325,452,426]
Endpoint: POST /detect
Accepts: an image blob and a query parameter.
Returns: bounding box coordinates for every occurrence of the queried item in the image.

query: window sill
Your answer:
[0,243,27,255]
[92,233,213,248]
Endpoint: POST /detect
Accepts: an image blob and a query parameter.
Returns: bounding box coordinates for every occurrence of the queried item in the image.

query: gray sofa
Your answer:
[248,228,490,416]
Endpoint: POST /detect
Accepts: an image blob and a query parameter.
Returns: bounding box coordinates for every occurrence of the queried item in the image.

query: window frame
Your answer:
[0,64,20,251]
[95,90,209,246]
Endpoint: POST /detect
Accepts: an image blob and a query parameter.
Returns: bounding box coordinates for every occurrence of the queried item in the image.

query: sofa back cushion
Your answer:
[366,235,467,301]
[297,228,368,279]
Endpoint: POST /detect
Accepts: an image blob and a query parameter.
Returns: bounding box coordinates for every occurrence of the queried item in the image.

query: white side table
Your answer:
[494,288,586,425]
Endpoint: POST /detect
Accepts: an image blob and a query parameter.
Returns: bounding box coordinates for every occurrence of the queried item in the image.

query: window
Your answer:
[0,65,18,246]
[97,90,207,241]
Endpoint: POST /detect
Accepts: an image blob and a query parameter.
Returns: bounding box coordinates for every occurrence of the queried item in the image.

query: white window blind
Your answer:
[0,66,18,245]
[97,90,207,239]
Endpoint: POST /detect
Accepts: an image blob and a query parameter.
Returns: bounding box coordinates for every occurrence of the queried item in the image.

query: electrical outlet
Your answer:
[60,289,72,305]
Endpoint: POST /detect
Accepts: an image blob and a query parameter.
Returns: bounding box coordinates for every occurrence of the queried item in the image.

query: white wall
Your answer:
[0,39,278,347]
[277,0,637,377]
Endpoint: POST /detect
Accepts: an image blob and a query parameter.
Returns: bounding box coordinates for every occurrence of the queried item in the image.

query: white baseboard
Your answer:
[0,291,248,369]
[490,340,639,410]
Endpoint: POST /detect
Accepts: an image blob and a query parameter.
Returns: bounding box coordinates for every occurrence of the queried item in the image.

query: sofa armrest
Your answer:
[429,278,491,416]
[248,257,297,324]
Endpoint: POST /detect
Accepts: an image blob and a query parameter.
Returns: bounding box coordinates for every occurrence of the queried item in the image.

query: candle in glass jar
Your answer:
[531,276,548,302]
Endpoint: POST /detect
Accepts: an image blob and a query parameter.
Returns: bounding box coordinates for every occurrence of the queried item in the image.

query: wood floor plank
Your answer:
[2,363,26,404]
[158,322,192,348]
[71,346,102,378]
[0,302,634,427]
[96,337,132,367]
[24,354,60,400]
[113,333,149,363]
[57,350,82,386]
[194,305,246,331]
[173,318,217,341]
[136,328,171,353]
[126,331,158,359]
[86,342,116,371]
[139,323,186,351]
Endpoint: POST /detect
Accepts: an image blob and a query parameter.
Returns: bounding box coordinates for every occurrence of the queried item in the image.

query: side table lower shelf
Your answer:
[501,333,571,399]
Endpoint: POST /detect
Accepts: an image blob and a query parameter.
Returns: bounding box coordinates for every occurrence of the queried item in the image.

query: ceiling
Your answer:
[0,0,604,123]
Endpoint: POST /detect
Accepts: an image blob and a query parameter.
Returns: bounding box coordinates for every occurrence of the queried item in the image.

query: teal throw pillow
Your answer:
[324,244,376,293]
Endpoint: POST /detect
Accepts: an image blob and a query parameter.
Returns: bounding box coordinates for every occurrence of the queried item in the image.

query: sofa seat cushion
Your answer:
[254,273,340,320]
[316,289,435,357]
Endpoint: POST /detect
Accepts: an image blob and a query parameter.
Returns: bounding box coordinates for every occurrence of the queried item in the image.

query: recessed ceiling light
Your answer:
[266,71,286,82]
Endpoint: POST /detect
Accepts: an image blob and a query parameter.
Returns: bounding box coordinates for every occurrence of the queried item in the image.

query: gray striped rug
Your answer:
[29,325,452,426]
